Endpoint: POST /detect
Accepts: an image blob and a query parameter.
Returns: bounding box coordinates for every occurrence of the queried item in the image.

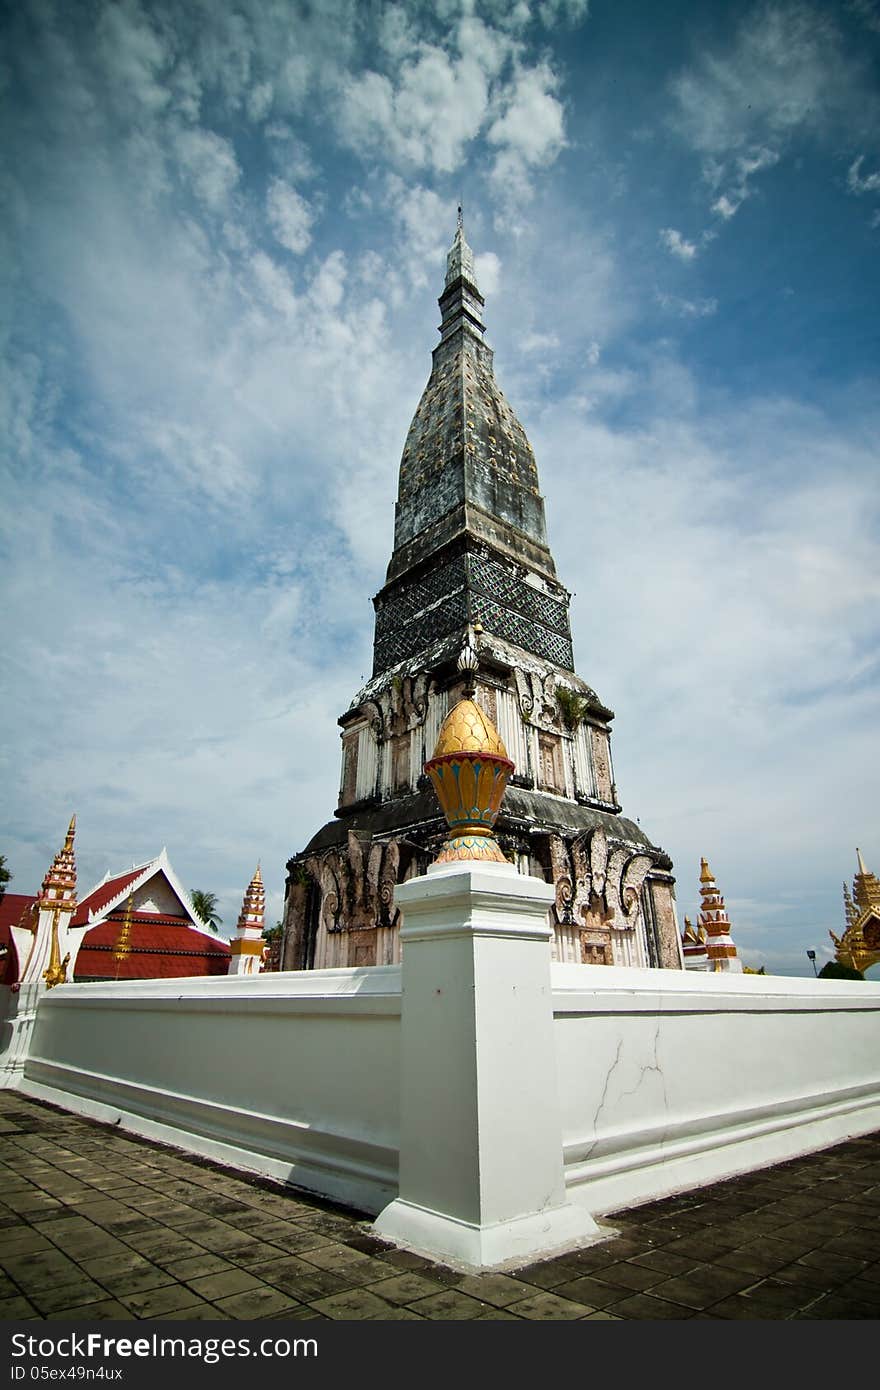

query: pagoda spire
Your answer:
[438,206,485,342]
[228,863,266,976]
[37,814,77,913]
[697,857,742,973]
[21,814,78,988]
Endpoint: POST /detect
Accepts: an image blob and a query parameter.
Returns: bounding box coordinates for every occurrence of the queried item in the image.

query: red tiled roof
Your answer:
[72,868,147,927]
[74,919,230,981]
[0,895,31,987]
[0,894,36,934]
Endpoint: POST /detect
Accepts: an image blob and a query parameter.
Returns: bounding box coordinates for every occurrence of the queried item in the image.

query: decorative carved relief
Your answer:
[590,827,609,898]
[621,855,654,919]
[591,727,613,800]
[549,835,574,926]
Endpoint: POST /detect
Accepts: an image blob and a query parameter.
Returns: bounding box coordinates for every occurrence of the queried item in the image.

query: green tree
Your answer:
[818,960,864,981]
[261,920,283,944]
[0,856,11,903]
[190,890,222,934]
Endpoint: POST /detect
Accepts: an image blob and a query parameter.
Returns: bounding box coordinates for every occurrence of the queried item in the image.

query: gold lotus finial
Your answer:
[699,857,713,883]
[433,698,508,759]
[425,698,513,864]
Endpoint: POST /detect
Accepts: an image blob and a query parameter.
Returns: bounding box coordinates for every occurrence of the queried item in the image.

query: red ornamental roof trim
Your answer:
[72,866,151,926]
[80,944,230,958]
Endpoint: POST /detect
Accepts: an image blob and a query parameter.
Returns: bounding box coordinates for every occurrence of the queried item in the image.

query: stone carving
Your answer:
[301,831,402,941]
[549,835,575,926]
[621,854,654,920]
[590,827,609,898]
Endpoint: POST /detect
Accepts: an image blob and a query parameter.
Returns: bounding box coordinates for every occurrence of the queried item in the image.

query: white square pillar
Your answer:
[373,860,600,1269]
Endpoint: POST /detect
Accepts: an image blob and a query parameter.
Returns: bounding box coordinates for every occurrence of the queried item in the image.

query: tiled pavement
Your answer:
[1,1092,879,1321]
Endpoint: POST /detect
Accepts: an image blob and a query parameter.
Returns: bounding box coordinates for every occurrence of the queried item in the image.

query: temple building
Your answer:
[831,849,880,975]
[281,214,683,972]
[0,821,230,987]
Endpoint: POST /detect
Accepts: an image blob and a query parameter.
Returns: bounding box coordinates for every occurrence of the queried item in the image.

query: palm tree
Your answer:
[190,889,222,934]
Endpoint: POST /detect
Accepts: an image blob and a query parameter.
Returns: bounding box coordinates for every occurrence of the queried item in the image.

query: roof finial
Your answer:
[457,203,463,232]
[857,847,868,877]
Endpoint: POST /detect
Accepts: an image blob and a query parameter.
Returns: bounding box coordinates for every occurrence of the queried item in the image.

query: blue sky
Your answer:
[2,0,878,975]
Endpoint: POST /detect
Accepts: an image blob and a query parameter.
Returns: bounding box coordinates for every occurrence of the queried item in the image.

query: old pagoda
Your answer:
[281,214,683,972]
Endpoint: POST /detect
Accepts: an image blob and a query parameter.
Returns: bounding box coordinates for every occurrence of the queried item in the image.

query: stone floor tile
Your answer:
[609,1292,696,1319]
[0,1295,39,1318]
[312,1288,396,1320]
[29,1279,109,1315]
[406,1289,487,1320]
[506,1291,588,1320]
[185,1268,264,1299]
[212,1286,302,1319]
[119,1283,208,1317]
[79,1250,166,1281]
[797,1249,868,1278]
[245,1253,315,1285]
[162,1303,230,1319]
[455,1272,539,1307]
[363,1272,446,1305]
[646,1265,755,1311]
[552,1275,630,1309]
[629,1248,701,1276]
[586,1261,667,1292]
[160,1252,234,1280]
[516,1259,583,1289]
[295,1241,371,1272]
[44,1300,137,1321]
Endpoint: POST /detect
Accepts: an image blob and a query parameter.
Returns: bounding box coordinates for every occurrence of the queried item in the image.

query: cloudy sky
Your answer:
[2,0,878,976]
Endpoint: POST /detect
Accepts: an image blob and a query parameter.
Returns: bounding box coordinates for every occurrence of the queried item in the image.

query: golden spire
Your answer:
[38,813,78,915]
[113,892,134,967]
[236,863,266,933]
[229,863,267,970]
[697,856,741,971]
[857,847,867,877]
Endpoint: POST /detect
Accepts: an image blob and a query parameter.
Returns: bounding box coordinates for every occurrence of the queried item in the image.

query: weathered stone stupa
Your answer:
[281,214,682,972]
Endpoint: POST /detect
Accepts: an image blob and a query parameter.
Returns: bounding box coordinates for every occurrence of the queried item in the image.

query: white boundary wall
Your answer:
[11,872,880,1268]
[553,962,880,1216]
[21,967,401,1216]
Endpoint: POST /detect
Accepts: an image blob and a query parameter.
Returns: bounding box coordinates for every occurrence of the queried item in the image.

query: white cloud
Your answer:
[488,62,566,198]
[848,155,880,195]
[669,5,877,234]
[266,177,315,254]
[174,127,241,211]
[475,249,501,295]
[671,3,858,156]
[656,291,718,318]
[659,227,698,260]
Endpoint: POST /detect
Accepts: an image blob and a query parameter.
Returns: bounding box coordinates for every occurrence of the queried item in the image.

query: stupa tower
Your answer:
[228,864,267,976]
[698,857,742,973]
[282,215,682,972]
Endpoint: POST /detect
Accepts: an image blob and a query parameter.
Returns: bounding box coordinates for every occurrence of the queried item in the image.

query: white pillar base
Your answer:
[374,860,606,1270]
[374,1196,602,1272]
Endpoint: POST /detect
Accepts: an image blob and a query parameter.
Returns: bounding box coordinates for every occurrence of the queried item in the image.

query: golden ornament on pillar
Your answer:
[425,698,514,864]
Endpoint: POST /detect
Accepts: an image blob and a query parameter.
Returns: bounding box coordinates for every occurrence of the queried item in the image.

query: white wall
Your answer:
[553,962,880,1216]
[12,929,880,1267]
[22,967,401,1215]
